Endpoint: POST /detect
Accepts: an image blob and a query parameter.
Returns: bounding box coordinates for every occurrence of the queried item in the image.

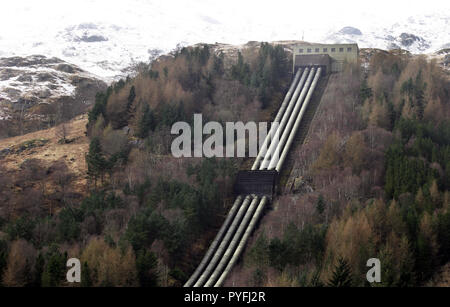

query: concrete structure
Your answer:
[293,43,359,73]
[293,54,331,76]
[234,170,277,200]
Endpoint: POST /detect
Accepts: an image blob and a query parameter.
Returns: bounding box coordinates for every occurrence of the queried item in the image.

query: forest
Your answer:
[228,50,450,286]
[0,43,291,286]
[0,43,449,287]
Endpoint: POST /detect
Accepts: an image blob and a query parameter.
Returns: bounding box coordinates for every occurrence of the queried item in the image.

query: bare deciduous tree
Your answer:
[55,122,71,144]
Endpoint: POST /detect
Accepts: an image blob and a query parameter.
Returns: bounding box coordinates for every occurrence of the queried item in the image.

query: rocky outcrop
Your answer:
[388,33,431,52]
[338,27,362,36]
[0,55,106,137]
[399,33,429,48]
[76,34,108,43]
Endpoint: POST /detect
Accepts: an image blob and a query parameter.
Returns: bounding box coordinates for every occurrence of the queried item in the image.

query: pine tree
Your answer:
[248,232,269,268]
[136,104,155,138]
[309,269,324,287]
[81,262,92,287]
[316,194,325,215]
[414,70,426,120]
[136,249,158,287]
[327,257,353,287]
[128,86,136,109]
[231,52,250,85]
[41,247,67,287]
[33,253,45,287]
[85,137,107,187]
[359,78,373,103]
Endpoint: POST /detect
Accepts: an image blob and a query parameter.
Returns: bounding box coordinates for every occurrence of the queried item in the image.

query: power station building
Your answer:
[293,43,359,74]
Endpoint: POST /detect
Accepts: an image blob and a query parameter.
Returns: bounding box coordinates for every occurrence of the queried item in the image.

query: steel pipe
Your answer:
[184,195,243,287]
[275,67,321,172]
[185,66,323,287]
[204,196,260,286]
[214,196,269,287]
[259,68,312,169]
[267,67,317,170]
[251,69,303,170]
[194,195,253,287]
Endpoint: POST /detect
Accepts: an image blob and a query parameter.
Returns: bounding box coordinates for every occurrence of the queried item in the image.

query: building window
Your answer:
[331,48,336,52]
[315,48,320,52]
[299,48,303,53]
[323,48,328,52]
[339,47,344,52]
[347,47,352,52]
[307,48,312,53]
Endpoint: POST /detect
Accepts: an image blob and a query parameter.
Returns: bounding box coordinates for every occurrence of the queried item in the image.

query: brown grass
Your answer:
[0,114,89,196]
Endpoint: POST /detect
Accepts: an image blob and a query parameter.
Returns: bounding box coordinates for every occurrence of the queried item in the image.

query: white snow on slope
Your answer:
[0,0,448,81]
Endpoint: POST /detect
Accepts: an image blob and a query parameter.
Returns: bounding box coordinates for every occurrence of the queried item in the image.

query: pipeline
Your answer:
[183,196,243,287]
[261,68,316,170]
[251,68,303,171]
[256,68,309,170]
[212,67,322,287]
[184,66,323,287]
[187,69,307,287]
[194,195,253,287]
[275,67,322,171]
[204,196,260,287]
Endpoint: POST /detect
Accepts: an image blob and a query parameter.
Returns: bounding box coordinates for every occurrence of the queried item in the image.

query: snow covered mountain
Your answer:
[0,55,106,136]
[0,0,448,81]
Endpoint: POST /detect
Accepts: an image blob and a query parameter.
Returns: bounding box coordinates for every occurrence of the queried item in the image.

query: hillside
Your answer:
[0,115,89,217]
[0,42,293,287]
[0,41,449,287]
[224,49,450,287]
[0,55,106,139]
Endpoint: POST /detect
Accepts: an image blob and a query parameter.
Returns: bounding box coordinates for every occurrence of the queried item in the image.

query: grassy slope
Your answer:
[0,115,89,200]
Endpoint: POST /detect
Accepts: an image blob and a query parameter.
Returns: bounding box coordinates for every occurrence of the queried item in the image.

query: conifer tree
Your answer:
[316,194,325,215]
[327,257,353,287]
[41,247,67,287]
[128,86,136,108]
[136,104,155,138]
[81,262,92,287]
[86,137,107,187]
[136,249,158,287]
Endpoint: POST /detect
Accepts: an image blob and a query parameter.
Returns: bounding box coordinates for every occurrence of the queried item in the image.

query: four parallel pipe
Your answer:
[194,195,252,286]
[188,68,306,287]
[263,67,315,170]
[213,67,322,287]
[251,68,303,171]
[258,68,309,170]
[204,196,260,287]
[267,67,316,170]
[184,66,322,287]
[183,195,243,287]
[275,68,322,171]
